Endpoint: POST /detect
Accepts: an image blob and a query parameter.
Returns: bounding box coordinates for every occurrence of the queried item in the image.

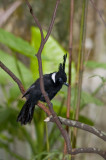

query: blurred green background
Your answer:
[0,0,106,160]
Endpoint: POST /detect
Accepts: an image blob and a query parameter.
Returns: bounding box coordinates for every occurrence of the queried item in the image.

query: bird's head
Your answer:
[51,54,68,86]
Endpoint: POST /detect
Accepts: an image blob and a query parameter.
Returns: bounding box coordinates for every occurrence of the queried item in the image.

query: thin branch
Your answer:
[63,0,74,157]
[25,0,44,41]
[66,0,74,118]
[71,147,106,159]
[44,0,60,43]
[73,0,88,149]
[89,0,106,27]
[0,61,25,94]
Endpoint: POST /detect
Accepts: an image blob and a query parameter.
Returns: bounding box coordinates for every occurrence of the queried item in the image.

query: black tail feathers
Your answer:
[17,99,35,125]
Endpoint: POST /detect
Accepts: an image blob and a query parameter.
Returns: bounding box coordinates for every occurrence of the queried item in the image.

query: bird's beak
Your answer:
[64,82,69,87]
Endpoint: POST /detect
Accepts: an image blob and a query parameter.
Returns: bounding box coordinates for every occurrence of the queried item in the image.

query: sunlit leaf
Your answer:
[0,28,36,57]
[0,50,33,86]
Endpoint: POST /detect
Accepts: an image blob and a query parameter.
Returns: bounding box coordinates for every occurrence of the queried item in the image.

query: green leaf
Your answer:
[8,85,20,103]
[81,91,104,107]
[0,28,36,57]
[0,50,33,86]
[86,61,106,69]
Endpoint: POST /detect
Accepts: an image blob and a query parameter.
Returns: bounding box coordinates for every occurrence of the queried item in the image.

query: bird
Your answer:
[17,54,68,125]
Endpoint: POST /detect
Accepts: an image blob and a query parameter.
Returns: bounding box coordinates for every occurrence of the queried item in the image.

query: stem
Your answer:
[72,0,88,149]
[63,0,74,158]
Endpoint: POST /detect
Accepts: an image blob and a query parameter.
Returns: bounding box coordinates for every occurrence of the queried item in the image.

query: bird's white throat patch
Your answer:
[51,72,56,83]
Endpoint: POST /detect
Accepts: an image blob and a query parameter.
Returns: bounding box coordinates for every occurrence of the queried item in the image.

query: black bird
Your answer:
[17,54,68,125]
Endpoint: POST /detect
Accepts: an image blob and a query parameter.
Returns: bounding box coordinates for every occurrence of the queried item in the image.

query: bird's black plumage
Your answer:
[17,54,68,125]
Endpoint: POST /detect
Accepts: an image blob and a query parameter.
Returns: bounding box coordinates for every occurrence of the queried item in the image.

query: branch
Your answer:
[71,147,106,159]
[44,0,60,43]
[25,0,44,41]
[45,116,106,159]
[46,116,106,141]
[0,61,25,94]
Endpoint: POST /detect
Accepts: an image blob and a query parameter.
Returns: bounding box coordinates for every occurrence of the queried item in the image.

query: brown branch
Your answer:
[63,0,74,157]
[71,147,106,159]
[46,116,106,159]
[25,0,44,41]
[48,116,106,141]
[0,61,25,94]
[89,0,106,27]
[67,0,74,120]
[44,0,60,43]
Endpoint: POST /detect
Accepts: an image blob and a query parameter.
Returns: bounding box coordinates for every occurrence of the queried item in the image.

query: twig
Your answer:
[44,0,60,43]
[73,0,88,149]
[0,61,25,94]
[25,0,44,41]
[71,147,106,159]
[89,0,106,27]
[67,0,74,118]
[63,0,74,157]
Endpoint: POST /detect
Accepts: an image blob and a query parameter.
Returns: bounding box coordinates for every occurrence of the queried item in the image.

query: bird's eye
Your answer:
[59,78,63,83]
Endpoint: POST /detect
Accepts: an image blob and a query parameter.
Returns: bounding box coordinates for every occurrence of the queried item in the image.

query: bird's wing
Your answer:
[43,74,53,86]
[22,85,35,98]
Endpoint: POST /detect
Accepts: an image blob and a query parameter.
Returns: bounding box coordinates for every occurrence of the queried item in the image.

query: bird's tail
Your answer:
[17,98,36,125]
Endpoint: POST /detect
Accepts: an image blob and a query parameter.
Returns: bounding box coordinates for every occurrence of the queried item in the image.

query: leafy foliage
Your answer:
[0,28,36,58]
